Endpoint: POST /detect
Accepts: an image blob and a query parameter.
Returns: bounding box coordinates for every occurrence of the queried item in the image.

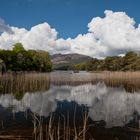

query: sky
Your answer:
[0,0,140,58]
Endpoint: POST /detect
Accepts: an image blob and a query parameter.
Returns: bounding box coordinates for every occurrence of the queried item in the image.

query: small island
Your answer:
[0,43,52,74]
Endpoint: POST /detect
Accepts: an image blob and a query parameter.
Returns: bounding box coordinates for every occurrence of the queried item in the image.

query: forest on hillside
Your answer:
[73,51,140,71]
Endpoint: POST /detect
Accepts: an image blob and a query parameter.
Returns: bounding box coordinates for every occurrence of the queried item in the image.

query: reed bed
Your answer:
[0,72,50,94]
[51,71,140,92]
[50,71,140,82]
[0,71,140,94]
[31,109,94,140]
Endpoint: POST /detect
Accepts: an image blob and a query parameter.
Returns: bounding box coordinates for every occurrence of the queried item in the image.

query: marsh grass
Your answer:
[0,71,140,94]
[0,72,50,94]
[31,108,94,140]
[51,71,140,92]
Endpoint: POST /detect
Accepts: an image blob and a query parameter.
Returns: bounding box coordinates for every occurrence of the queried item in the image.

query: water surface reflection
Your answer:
[0,72,140,139]
[0,82,140,128]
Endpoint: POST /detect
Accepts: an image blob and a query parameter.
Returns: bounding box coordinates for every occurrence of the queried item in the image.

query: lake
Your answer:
[0,71,140,140]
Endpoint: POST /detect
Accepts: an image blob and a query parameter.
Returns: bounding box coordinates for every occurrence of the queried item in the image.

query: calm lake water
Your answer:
[0,71,140,140]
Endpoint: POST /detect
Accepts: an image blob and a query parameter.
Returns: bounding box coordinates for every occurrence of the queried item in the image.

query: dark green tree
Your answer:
[0,43,52,72]
[12,43,25,53]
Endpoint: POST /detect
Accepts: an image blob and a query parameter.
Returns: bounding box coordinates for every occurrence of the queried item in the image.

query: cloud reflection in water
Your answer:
[0,82,140,127]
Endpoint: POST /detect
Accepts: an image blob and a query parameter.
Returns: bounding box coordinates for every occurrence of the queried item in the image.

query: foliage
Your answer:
[73,63,86,71]
[73,51,140,71]
[0,43,52,72]
[12,43,25,53]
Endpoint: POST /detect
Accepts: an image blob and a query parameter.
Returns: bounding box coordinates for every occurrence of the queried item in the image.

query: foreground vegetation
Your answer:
[73,51,140,71]
[0,43,52,73]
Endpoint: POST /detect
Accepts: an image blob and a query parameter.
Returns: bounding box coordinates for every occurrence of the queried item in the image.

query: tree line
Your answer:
[73,51,140,71]
[0,43,139,73]
[0,43,52,73]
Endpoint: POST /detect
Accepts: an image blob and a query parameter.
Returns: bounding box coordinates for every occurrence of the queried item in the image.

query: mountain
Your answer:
[50,53,92,70]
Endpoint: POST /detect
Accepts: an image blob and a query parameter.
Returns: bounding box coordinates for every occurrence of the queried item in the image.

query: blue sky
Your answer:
[0,0,140,38]
[0,0,140,57]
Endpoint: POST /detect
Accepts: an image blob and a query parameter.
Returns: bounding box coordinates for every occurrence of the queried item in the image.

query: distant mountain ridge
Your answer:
[50,53,92,70]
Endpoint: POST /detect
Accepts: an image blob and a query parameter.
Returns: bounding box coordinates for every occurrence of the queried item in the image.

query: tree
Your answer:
[0,43,52,72]
[12,43,25,53]
[104,56,123,71]
[122,51,138,71]
[28,50,52,72]
[35,51,52,72]
[73,63,86,71]
[79,51,140,72]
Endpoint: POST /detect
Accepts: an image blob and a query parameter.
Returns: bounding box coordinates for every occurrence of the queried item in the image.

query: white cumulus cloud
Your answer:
[0,18,13,34]
[0,10,140,58]
[87,10,140,57]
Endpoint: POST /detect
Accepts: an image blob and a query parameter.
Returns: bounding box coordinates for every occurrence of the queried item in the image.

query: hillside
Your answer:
[50,53,92,70]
